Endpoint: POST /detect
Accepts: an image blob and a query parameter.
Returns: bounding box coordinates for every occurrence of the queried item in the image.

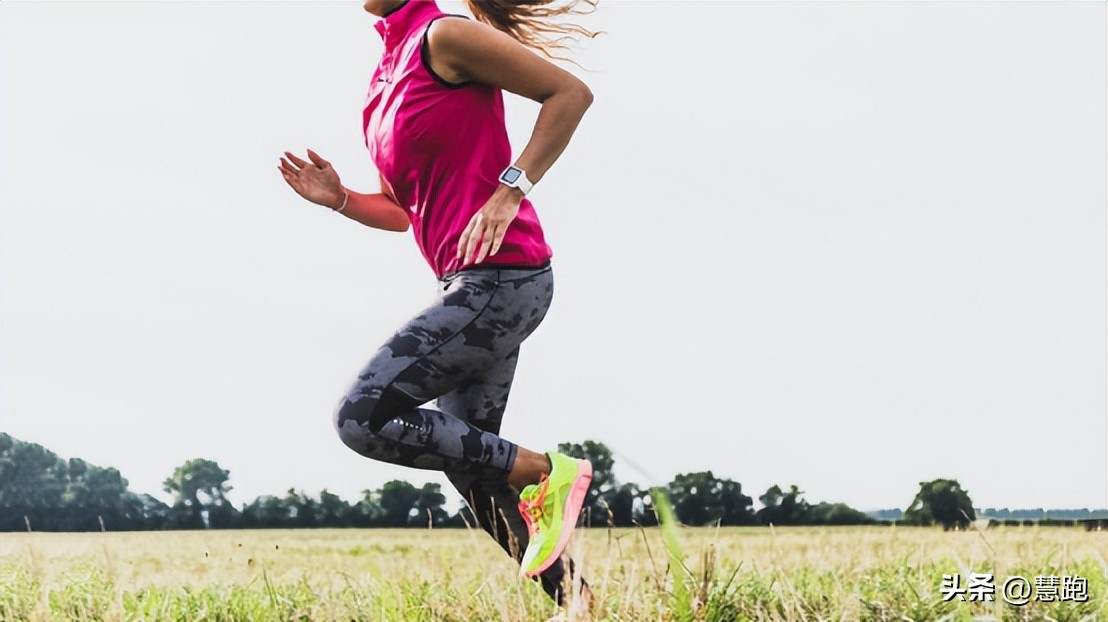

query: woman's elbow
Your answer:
[550,78,592,112]
[382,202,410,232]
[575,82,594,110]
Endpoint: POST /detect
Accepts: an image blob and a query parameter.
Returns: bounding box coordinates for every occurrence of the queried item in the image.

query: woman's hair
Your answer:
[463,0,600,60]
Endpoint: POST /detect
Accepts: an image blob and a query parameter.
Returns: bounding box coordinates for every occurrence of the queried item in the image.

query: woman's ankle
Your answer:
[508,448,552,489]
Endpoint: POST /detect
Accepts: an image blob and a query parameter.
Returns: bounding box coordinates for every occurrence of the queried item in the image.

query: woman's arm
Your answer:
[428,18,593,185]
[279,150,409,232]
[425,18,593,264]
[339,188,410,232]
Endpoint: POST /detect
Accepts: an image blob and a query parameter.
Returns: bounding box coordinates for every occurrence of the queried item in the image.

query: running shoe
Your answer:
[518,452,593,578]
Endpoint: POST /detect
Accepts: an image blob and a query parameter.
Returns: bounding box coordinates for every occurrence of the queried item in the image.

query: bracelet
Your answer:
[333,189,349,213]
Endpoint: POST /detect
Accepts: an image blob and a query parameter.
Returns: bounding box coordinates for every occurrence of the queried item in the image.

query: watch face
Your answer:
[501,168,522,184]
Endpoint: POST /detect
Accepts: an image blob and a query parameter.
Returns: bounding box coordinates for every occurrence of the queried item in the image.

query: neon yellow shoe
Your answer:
[518,452,593,578]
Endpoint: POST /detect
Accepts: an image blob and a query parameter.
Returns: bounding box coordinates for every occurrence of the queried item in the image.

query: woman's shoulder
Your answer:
[424,14,512,63]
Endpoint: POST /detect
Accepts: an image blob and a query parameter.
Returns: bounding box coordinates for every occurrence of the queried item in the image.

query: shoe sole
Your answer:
[524,459,593,578]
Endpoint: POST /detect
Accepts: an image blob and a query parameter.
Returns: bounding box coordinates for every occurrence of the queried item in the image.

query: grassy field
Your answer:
[1,525,1105,621]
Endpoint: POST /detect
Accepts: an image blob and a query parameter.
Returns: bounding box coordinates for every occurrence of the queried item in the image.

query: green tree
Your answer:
[414,483,448,527]
[62,458,135,531]
[163,459,235,529]
[374,480,421,527]
[903,479,975,530]
[121,493,170,530]
[348,497,385,527]
[0,434,152,532]
[608,482,644,527]
[667,471,755,526]
[0,433,68,531]
[756,484,809,526]
[240,495,291,528]
[756,483,876,526]
[638,490,659,527]
[318,489,353,527]
[282,489,319,528]
[806,502,874,525]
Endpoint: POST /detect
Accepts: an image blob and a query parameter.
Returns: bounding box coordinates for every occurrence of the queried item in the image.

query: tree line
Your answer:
[1,433,975,532]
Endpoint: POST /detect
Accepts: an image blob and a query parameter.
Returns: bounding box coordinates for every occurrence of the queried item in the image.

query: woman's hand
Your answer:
[278,149,345,210]
[457,185,523,266]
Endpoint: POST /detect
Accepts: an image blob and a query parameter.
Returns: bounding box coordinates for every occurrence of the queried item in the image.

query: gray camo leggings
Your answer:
[334,263,582,602]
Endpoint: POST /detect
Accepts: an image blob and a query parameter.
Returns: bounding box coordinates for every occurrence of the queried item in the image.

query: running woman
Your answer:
[277,0,597,606]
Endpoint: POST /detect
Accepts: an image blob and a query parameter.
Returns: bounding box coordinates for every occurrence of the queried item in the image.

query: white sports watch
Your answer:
[498,165,533,195]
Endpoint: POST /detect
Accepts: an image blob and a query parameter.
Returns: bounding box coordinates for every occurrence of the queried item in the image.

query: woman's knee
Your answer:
[333,394,379,454]
[333,384,402,434]
[332,387,420,456]
[334,404,404,465]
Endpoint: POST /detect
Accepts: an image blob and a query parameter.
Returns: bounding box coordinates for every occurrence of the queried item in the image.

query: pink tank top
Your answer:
[363,0,553,278]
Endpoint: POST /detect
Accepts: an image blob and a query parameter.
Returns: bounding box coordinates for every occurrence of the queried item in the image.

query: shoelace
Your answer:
[518,474,550,537]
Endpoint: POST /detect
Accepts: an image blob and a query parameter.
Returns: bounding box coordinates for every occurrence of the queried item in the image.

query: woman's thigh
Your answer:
[338,265,553,432]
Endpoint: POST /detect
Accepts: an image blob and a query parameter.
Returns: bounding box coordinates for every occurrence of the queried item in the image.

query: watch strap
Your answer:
[499,165,533,195]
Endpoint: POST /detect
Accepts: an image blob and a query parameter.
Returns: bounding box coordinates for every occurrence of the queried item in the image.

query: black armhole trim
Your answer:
[420,15,472,90]
[382,0,410,18]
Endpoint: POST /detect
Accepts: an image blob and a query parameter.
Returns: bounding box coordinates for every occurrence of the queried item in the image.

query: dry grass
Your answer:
[1,525,1105,621]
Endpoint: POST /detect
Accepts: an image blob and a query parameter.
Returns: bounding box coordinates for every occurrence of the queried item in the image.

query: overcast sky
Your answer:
[2,1,1105,513]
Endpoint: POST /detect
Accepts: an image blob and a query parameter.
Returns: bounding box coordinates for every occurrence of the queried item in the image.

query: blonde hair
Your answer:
[463,0,601,60]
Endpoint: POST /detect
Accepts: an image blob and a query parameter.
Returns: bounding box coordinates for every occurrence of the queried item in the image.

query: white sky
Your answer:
[2,1,1105,513]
